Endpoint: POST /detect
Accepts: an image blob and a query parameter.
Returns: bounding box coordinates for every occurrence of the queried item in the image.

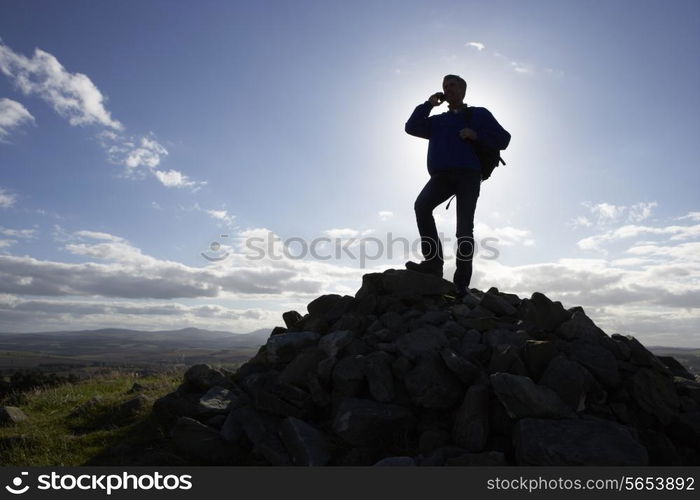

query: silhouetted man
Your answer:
[405,74,511,296]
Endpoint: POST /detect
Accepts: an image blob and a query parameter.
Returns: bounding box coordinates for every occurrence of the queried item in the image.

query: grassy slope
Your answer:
[0,369,184,466]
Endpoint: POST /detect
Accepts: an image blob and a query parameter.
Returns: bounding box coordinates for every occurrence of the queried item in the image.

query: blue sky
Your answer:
[1,0,699,346]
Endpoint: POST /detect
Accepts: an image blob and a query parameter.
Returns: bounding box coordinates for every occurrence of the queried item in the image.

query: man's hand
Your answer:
[428,92,445,106]
[459,127,478,141]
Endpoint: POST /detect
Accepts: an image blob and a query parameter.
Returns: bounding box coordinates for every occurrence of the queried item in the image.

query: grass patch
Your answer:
[0,369,184,466]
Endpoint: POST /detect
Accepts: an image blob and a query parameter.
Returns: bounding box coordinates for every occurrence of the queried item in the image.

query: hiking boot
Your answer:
[454,282,469,298]
[405,259,443,278]
[453,269,469,297]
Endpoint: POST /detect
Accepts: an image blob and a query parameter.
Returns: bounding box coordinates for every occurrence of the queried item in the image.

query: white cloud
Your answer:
[0,187,17,208]
[99,132,203,190]
[73,230,124,242]
[101,132,168,171]
[0,227,371,301]
[626,241,700,261]
[154,169,197,188]
[206,209,236,227]
[569,215,593,228]
[1,217,700,344]
[0,42,122,130]
[589,202,626,223]
[0,226,36,239]
[475,222,535,247]
[579,201,657,226]
[0,97,35,141]
[378,210,394,221]
[577,222,700,251]
[324,228,360,239]
[627,202,658,222]
[0,248,317,299]
[0,42,204,190]
[678,211,700,222]
[125,136,169,169]
[466,41,485,51]
[510,61,534,75]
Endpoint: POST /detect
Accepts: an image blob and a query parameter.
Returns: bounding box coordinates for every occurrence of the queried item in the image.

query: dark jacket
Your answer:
[405,101,511,175]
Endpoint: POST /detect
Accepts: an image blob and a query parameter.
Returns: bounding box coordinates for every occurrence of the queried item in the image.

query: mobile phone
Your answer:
[437,92,445,102]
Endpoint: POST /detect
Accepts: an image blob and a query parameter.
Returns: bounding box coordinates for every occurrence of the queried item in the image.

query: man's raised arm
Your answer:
[405,101,435,139]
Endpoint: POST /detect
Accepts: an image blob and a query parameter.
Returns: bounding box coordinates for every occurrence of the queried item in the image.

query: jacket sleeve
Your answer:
[473,108,511,150]
[405,101,434,139]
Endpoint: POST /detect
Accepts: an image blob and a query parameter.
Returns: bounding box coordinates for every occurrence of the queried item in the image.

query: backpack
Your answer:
[464,106,506,181]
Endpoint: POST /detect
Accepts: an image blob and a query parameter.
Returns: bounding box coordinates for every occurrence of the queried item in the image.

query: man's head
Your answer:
[442,74,467,105]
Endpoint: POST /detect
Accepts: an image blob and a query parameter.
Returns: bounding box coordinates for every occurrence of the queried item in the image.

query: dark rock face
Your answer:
[152,269,700,466]
[491,373,574,419]
[513,417,649,465]
[171,417,242,464]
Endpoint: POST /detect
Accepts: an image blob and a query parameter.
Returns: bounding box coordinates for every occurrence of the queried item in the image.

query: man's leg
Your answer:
[410,174,455,273]
[454,169,481,291]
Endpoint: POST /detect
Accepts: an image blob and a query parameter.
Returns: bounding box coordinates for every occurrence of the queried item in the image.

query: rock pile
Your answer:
[153,269,700,466]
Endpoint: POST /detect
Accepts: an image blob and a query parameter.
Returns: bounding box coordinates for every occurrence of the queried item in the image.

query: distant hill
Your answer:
[0,327,272,371]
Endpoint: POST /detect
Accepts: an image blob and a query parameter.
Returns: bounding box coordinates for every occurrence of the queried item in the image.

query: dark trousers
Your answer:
[414,168,481,286]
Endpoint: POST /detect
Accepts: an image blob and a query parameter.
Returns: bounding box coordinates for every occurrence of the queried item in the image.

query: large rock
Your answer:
[172,417,241,464]
[153,388,211,432]
[452,384,489,451]
[318,330,355,358]
[520,292,570,332]
[282,310,303,329]
[279,416,333,466]
[356,269,454,299]
[440,348,480,385]
[514,417,649,465]
[265,331,320,364]
[489,345,528,377]
[332,355,366,397]
[405,355,464,409]
[183,364,229,391]
[278,347,325,388]
[630,368,680,425]
[522,340,560,381]
[491,373,574,419]
[557,311,607,344]
[483,328,528,349]
[332,397,415,446]
[363,351,395,402]
[198,386,239,416]
[566,339,621,389]
[118,394,150,418]
[480,290,517,317]
[307,294,355,324]
[539,355,587,411]
[658,356,695,380]
[395,326,448,362]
